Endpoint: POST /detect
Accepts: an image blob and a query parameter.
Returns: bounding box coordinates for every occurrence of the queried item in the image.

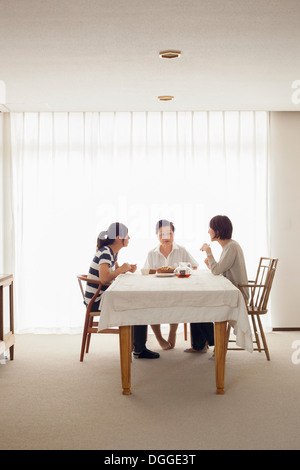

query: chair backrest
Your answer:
[250,257,278,312]
[77,274,102,314]
[77,274,87,300]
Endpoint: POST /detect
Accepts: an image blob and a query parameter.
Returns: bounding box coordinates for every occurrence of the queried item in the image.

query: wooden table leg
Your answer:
[119,326,131,395]
[214,321,227,395]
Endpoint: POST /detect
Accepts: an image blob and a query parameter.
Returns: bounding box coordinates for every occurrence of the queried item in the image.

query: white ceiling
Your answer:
[1,0,300,112]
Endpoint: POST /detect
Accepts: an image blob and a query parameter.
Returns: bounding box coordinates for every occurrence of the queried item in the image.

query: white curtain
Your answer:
[8,111,269,333]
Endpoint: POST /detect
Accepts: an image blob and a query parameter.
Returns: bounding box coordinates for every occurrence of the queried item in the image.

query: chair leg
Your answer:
[80,313,90,362]
[85,316,93,353]
[251,315,262,352]
[184,323,187,341]
[256,314,271,361]
[86,333,91,353]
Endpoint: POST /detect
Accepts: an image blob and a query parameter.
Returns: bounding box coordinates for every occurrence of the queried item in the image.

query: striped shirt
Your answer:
[84,245,117,307]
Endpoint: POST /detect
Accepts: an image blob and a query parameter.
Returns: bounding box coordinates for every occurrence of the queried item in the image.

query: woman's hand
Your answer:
[200,243,211,253]
[200,243,212,256]
[201,243,212,262]
[128,264,137,273]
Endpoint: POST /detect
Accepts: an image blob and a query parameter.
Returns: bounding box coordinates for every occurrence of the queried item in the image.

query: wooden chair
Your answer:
[77,275,119,362]
[227,257,278,360]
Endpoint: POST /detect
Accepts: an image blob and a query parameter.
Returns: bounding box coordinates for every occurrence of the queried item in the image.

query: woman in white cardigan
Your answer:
[144,219,198,349]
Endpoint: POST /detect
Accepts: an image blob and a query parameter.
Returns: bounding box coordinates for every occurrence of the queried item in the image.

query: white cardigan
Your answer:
[143,242,199,270]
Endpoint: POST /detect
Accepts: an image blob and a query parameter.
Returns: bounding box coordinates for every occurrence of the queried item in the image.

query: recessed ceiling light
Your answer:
[158,96,174,101]
[159,50,181,59]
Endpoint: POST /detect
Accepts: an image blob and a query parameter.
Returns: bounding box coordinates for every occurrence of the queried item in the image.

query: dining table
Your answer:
[98,269,253,395]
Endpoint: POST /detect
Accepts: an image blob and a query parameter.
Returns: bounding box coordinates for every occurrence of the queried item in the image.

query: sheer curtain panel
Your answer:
[8,111,269,333]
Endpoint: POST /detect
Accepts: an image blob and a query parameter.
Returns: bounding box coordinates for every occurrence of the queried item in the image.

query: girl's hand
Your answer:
[204,257,211,269]
[120,263,132,273]
[129,264,137,273]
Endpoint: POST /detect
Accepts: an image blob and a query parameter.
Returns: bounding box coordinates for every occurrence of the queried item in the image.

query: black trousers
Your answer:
[190,322,214,350]
[133,325,148,353]
[90,301,148,353]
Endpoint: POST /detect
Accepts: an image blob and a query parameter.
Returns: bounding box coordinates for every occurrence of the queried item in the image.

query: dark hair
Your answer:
[97,222,128,250]
[209,215,233,240]
[155,219,175,235]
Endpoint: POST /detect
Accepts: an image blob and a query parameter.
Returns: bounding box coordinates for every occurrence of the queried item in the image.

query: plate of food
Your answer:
[155,266,175,277]
[156,273,176,277]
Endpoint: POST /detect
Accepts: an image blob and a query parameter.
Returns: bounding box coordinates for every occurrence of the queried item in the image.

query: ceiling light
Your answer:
[158,96,174,101]
[159,50,181,59]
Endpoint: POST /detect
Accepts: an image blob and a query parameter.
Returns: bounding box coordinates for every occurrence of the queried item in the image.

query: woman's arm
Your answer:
[201,243,236,275]
[99,262,135,285]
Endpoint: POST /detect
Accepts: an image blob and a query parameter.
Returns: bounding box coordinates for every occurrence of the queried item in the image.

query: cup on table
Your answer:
[141,268,150,275]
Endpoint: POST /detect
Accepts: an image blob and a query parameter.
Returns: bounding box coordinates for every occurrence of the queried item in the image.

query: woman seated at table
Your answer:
[144,219,198,350]
[185,215,249,354]
[85,222,160,359]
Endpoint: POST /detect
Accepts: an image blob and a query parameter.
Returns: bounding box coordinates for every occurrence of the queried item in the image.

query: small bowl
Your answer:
[141,268,157,275]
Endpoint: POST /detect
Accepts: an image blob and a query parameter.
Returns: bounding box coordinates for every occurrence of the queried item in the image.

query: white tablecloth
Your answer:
[99,270,253,353]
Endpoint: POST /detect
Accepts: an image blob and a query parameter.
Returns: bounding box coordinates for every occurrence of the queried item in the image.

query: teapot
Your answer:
[174,262,192,276]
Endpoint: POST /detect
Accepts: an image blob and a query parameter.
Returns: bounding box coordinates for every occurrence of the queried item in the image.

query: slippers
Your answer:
[184,347,207,354]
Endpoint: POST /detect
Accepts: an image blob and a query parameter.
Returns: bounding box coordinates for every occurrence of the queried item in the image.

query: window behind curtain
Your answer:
[9,111,269,333]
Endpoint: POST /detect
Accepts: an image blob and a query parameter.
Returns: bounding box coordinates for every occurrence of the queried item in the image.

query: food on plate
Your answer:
[157,266,175,273]
[149,269,156,274]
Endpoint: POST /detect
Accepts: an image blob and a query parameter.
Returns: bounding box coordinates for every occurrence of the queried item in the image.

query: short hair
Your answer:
[155,219,175,235]
[209,215,233,240]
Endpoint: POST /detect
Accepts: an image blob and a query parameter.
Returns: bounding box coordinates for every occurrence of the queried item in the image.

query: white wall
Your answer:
[269,112,300,328]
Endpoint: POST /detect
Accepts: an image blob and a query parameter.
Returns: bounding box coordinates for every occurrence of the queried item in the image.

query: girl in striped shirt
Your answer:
[84,222,136,311]
[85,222,160,359]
